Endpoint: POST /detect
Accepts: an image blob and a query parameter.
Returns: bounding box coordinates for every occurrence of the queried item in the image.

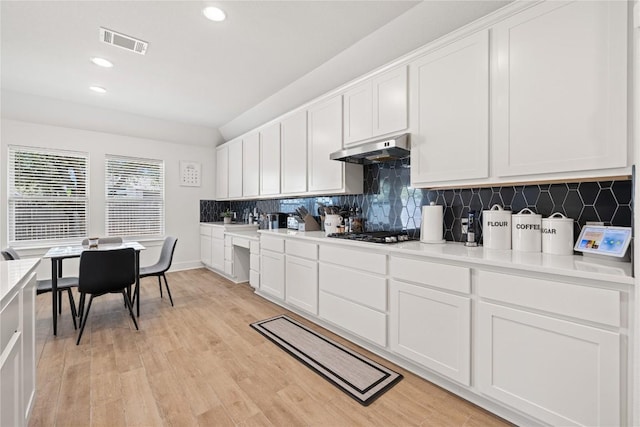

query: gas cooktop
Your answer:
[326,230,415,244]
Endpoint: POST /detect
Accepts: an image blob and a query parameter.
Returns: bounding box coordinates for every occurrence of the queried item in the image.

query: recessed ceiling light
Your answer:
[89,86,107,94]
[91,57,113,68]
[203,6,226,22]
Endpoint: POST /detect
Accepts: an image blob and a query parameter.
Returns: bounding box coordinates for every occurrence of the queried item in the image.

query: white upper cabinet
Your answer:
[492,1,627,177]
[215,144,228,199]
[411,30,489,185]
[343,65,408,146]
[260,122,281,196]
[343,81,373,145]
[372,65,408,137]
[242,132,260,198]
[281,110,308,194]
[308,96,345,193]
[227,139,243,199]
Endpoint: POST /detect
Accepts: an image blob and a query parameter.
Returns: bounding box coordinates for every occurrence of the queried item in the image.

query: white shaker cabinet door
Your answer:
[343,80,373,145]
[410,30,489,185]
[285,256,318,315]
[260,251,285,300]
[215,145,228,199]
[200,234,212,267]
[21,274,36,424]
[281,110,308,194]
[211,237,225,272]
[260,123,281,196]
[492,0,627,177]
[242,132,260,198]
[390,280,471,385]
[372,65,407,138]
[227,139,243,199]
[476,301,620,427]
[308,96,344,192]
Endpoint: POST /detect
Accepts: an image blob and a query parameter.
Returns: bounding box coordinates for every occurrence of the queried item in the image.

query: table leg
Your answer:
[135,250,140,317]
[51,258,58,336]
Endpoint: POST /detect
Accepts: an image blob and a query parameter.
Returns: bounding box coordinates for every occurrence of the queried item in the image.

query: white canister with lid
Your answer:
[542,212,574,255]
[482,204,512,250]
[512,208,542,252]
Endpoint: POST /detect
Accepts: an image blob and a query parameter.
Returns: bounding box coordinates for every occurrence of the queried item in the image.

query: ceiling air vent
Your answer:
[99,27,148,55]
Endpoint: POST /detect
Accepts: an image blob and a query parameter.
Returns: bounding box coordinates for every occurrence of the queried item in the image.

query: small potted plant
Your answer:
[221,209,233,224]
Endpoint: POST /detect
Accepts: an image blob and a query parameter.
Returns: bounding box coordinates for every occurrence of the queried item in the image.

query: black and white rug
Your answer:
[251,314,402,406]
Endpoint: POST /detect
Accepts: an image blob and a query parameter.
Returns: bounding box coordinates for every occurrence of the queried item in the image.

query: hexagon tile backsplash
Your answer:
[201,159,632,243]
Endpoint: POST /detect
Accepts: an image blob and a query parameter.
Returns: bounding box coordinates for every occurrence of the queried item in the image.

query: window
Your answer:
[8,146,88,243]
[105,155,164,237]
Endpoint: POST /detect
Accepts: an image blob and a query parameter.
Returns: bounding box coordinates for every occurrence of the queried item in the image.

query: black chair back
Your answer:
[79,248,136,294]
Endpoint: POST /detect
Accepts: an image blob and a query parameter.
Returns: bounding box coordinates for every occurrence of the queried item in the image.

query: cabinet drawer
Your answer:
[477,270,620,327]
[199,225,213,237]
[390,256,470,294]
[320,291,386,347]
[1,291,20,353]
[319,245,386,275]
[233,237,250,249]
[212,227,225,239]
[250,254,260,271]
[261,236,284,253]
[319,263,386,311]
[250,241,260,254]
[286,240,317,260]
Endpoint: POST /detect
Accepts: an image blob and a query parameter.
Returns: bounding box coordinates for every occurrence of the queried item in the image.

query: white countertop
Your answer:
[201,222,259,229]
[1,258,40,304]
[258,229,634,285]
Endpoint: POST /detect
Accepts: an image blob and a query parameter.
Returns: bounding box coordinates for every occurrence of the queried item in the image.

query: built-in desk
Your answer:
[199,223,259,283]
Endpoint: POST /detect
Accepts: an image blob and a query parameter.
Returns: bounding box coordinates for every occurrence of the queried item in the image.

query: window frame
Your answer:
[7,145,90,245]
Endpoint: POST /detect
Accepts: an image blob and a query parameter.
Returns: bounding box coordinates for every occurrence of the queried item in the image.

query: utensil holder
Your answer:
[303,215,320,231]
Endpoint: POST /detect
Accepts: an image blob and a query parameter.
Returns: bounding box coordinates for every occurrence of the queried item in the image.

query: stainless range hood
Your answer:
[329,134,410,165]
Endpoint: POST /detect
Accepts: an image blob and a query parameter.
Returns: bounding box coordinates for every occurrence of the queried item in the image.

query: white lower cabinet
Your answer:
[21,275,36,424]
[249,240,260,289]
[260,237,286,300]
[476,302,620,427]
[285,241,318,315]
[389,280,470,386]
[318,246,387,347]
[211,237,224,272]
[1,333,22,427]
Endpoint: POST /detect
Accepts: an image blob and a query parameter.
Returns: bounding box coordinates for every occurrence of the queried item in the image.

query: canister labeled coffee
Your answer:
[482,204,512,250]
[542,212,574,255]
[512,208,542,252]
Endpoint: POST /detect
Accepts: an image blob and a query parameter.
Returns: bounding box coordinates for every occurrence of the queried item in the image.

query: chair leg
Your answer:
[76,294,94,345]
[58,290,63,314]
[67,289,78,330]
[122,290,139,330]
[78,293,86,325]
[162,274,174,307]
[158,276,163,298]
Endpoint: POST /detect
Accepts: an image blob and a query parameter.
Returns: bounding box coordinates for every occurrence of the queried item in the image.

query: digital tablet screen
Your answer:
[574,226,632,257]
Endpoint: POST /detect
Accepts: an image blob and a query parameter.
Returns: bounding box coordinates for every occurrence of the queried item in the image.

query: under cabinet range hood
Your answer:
[329,134,410,164]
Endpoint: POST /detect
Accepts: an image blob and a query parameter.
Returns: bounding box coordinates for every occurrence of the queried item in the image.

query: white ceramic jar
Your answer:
[324,214,343,235]
[542,212,575,255]
[482,204,512,250]
[512,208,542,252]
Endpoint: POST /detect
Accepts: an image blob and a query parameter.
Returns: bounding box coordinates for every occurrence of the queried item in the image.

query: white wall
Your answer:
[1,97,216,278]
[219,0,511,140]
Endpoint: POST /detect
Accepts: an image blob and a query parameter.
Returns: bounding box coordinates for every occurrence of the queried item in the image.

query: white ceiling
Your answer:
[1,1,509,135]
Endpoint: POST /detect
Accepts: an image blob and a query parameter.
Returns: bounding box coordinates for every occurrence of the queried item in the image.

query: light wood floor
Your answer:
[28,268,510,427]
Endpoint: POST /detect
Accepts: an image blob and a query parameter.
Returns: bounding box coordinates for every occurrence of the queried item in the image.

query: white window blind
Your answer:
[106,155,164,237]
[8,146,88,243]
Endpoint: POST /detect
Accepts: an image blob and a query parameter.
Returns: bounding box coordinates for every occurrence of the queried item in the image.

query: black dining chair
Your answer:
[138,236,178,306]
[2,247,78,329]
[76,248,139,345]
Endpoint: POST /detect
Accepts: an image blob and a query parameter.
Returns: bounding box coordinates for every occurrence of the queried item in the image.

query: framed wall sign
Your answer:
[180,161,201,187]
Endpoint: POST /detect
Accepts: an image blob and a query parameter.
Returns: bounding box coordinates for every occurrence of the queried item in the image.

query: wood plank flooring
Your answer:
[29,268,511,427]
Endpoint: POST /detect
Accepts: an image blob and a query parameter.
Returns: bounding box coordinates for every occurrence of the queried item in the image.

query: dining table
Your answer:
[42,241,145,336]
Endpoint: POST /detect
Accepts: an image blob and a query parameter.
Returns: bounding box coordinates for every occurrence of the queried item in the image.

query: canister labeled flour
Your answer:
[482,204,512,250]
[542,212,574,255]
[512,208,542,252]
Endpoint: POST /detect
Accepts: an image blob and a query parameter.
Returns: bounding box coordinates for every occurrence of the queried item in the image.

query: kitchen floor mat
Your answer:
[250,314,402,406]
